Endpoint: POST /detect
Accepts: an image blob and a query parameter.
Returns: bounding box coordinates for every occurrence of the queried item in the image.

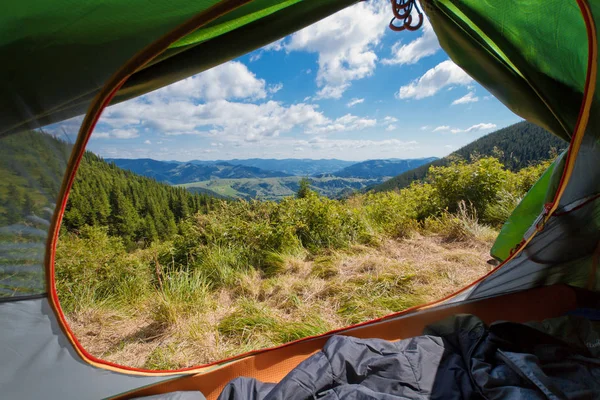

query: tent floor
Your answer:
[115,284,590,400]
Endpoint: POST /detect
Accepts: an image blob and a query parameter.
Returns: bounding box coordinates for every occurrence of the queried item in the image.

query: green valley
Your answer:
[181,176,383,201]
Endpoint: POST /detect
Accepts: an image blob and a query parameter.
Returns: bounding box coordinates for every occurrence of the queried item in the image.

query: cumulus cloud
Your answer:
[382,19,440,65]
[101,94,377,142]
[384,116,398,122]
[397,60,473,100]
[433,125,450,132]
[146,61,267,102]
[346,98,365,107]
[450,123,497,134]
[92,128,139,139]
[451,91,479,105]
[264,38,284,51]
[300,137,417,150]
[268,83,283,94]
[306,114,376,135]
[386,124,397,131]
[279,1,388,99]
[144,140,152,145]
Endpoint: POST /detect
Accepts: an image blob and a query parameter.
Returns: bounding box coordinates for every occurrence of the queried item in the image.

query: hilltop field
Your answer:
[55,154,551,369]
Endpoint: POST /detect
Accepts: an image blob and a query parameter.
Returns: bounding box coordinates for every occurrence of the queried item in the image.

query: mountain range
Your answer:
[188,158,357,176]
[107,159,291,185]
[107,121,564,200]
[107,156,438,194]
[324,158,438,179]
[111,157,438,180]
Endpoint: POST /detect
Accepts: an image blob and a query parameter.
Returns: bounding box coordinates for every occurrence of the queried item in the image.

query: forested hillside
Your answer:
[327,157,438,179]
[63,153,221,245]
[373,122,566,192]
[0,131,70,225]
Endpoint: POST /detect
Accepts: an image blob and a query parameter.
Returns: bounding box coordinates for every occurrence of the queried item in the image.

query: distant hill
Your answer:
[107,158,290,184]
[326,158,438,179]
[182,176,382,201]
[190,158,356,176]
[373,121,567,192]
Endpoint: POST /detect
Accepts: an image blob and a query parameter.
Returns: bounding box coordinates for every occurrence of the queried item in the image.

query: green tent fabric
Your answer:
[1,0,600,399]
[423,0,600,299]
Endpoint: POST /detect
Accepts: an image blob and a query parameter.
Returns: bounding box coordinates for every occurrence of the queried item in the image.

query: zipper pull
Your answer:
[389,0,424,32]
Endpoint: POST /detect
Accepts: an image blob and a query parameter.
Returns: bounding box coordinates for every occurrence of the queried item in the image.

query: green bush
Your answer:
[428,156,508,216]
[55,226,151,313]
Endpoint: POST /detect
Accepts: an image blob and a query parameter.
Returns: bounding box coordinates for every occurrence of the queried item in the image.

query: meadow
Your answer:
[55,155,551,369]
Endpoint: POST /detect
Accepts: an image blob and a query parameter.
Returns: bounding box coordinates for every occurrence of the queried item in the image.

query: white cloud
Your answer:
[315,84,349,100]
[433,125,450,132]
[300,137,417,150]
[281,1,388,99]
[249,53,261,62]
[382,18,440,65]
[147,61,267,102]
[451,91,479,105]
[144,140,152,145]
[420,125,429,130]
[101,92,377,142]
[306,113,376,135]
[450,123,497,134]
[386,124,397,131]
[268,83,283,94]
[92,128,139,139]
[384,116,398,122]
[465,122,496,132]
[397,60,473,100]
[263,38,284,51]
[346,98,365,107]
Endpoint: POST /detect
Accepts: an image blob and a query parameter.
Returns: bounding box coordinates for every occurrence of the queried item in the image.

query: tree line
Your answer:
[374,121,566,192]
[62,152,220,246]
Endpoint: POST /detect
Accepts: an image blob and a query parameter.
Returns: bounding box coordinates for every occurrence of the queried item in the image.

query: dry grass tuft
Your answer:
[66,231,493,369]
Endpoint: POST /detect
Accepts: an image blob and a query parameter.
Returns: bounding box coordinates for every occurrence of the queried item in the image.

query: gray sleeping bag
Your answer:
[217,314,600,399]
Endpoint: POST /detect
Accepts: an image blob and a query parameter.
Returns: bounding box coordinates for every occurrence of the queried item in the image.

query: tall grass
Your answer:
[55,156,552,368]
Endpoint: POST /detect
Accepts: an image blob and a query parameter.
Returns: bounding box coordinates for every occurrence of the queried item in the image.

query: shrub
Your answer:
[55,226,151,313]
[424,201,497,243]
[361,183,438,238]
[484,190,522,227]
[428,157,508,216]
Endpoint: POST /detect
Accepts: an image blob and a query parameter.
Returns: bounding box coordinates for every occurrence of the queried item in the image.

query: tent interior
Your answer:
[1,0,600,398]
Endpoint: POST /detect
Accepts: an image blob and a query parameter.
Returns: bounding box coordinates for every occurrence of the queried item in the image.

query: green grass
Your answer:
[337,273,422,325]
[218,300,330,345]
[54,154,555,369]
[310,256,338,279]
[144,345,181,370]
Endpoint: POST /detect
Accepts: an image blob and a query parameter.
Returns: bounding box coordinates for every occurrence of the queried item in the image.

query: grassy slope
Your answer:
[65,232,494,368]
[373,121,566,192]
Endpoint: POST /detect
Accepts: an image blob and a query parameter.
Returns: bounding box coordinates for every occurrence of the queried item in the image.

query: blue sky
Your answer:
[57,1,521,161]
